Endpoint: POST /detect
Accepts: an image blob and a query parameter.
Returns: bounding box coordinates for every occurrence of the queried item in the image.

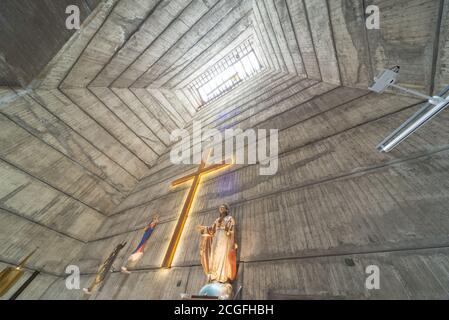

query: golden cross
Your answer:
[162,151,231,268]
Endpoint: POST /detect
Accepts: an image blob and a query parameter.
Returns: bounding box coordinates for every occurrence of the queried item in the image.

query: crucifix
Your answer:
[162,150,231,268]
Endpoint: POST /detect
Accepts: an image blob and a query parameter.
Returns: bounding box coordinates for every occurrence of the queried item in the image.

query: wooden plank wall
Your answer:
[58,72,449,299]
[0,0,102,87]
[1,0,448,299]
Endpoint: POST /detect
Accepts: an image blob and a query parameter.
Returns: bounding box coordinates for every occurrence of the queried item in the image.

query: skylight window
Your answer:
[188,38,263,106]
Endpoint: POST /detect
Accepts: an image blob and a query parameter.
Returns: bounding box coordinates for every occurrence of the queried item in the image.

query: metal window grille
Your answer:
[187,38,263,107]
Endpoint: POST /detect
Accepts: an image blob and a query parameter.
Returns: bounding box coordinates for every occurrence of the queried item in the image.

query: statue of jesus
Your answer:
[196,204,237,284]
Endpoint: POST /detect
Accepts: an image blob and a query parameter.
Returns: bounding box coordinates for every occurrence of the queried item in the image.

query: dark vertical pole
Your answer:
[9,270,40,300]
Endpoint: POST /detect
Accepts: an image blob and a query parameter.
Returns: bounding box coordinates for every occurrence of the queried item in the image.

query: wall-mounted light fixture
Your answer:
[369,66,449,153]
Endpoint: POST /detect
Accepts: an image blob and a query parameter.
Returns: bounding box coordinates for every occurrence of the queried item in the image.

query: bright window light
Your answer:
[188,38,263,106]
